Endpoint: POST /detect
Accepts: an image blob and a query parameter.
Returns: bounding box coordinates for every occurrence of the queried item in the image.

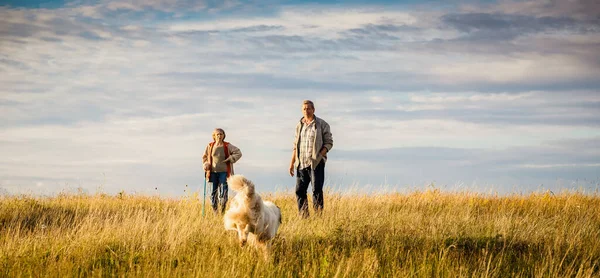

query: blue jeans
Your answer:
[209,172,228,213]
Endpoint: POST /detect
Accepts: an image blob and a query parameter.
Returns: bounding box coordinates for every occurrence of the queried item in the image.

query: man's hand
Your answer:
[320,148,327,157]
[203,162,210,171]
[289,164,295,177]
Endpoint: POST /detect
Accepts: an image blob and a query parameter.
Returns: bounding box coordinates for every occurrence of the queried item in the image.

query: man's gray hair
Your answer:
[302,100,314,109]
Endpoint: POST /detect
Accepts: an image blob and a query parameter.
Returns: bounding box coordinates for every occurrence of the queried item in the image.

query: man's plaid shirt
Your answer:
[299,119,316,169]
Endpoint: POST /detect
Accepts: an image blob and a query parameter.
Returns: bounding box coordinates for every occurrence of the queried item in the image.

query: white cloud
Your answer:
[483,0,600,19]
[166,7,417,39]
[71,5,104,18]
[409,92,534,104]
[519,163,600,169]
[1,1,599,195]
[106,1,143,11]
[427,53,597,85]
[121,25,141,31]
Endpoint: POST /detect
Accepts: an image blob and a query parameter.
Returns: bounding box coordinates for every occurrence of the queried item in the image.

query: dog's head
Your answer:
[236,222,253,247]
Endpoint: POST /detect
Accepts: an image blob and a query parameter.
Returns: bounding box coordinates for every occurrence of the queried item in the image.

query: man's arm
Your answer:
[321,121,333,155]
[289,149,296,177]
[289,123,300,177]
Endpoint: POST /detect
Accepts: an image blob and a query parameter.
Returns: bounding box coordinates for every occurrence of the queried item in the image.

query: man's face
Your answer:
[302,104,315,118]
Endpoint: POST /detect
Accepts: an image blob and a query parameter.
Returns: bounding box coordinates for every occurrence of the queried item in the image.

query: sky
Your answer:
[1,0,599,197]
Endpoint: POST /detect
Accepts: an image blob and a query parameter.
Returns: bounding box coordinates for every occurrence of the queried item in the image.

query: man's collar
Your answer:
[302,116,315,124]
[301,115,316,122]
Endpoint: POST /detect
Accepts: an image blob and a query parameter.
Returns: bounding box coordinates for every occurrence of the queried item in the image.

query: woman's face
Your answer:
[213,131,225,142]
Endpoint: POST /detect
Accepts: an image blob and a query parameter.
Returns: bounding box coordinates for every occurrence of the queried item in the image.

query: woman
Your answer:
[202,128,242,214]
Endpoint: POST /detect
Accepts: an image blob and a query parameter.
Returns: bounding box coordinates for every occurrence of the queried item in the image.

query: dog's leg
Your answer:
[257,240,272,260]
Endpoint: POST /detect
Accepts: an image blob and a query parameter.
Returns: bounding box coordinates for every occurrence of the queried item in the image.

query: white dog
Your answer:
[224,174,281,251]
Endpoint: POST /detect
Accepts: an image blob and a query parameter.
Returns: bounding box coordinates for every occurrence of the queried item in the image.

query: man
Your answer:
[289,100,333,218]
[203,128,242,214]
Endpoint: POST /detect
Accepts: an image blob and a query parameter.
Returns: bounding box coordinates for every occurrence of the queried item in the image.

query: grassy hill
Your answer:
[1,189,599,277]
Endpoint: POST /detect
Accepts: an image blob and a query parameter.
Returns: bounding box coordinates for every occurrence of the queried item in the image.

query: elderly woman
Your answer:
[202,128,242,214]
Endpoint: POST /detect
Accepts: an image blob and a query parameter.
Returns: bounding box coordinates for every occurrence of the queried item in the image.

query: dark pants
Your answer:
[209,172,228,213]
[295,160,325,217]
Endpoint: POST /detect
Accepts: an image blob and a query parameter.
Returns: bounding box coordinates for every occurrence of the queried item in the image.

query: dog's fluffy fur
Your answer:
[224,174,281,250]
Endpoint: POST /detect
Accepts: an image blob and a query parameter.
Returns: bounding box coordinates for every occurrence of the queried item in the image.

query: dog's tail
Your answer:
[227,174,255,195]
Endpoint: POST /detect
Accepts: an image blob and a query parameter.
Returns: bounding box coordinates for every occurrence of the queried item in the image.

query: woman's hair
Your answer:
[212,128,226,141]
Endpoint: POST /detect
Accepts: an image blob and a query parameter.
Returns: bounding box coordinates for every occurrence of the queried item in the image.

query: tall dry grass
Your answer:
[1,188,599,277]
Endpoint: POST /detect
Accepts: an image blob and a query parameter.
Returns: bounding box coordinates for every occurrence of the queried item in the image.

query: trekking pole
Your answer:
[202,172,207,217]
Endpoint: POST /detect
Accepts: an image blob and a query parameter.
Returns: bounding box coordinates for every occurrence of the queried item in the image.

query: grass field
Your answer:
[1,188,599,277]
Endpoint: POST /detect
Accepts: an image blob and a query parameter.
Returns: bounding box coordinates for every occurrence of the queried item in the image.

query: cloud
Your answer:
[441,13,596,39]
[229,24,284,33]
[156,71,379,91]
[339,91,600,127]
[1,0,599,195]
[166,7,417,37]
[71,0,241,16]
[478,0,600,20]
[331,136,600,192]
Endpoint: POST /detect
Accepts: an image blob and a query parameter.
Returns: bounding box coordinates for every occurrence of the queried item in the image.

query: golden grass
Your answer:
[1,189,599,277]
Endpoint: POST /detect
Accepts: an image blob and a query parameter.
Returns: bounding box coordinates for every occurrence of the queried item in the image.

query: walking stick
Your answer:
[202,172,207,217]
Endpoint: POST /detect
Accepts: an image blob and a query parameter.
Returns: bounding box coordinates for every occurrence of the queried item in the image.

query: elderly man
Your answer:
[289,100,333,218]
